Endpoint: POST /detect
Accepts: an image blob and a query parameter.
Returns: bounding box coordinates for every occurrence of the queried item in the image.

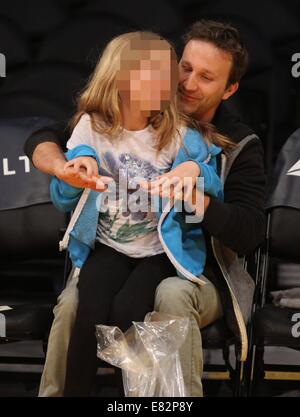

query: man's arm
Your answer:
[24,122,66,176]
[24,122,107,191]
[201,138,266,255]
[32,141,66,177]
[24,120,69,172]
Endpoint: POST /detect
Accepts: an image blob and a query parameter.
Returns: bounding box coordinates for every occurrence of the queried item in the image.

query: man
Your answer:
[24,20,266,397]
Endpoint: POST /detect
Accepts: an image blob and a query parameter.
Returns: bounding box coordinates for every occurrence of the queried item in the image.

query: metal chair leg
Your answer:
[233,359,242,397]
[222,345,243,397]
[250,345,265,397]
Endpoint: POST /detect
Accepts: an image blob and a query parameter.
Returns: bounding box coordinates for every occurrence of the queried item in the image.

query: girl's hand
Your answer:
[139,161,200,203]
[62,156,113,191]
[64,156,99,177]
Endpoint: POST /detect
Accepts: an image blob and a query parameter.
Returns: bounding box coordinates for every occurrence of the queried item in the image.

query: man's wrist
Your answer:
[53,157,67,178]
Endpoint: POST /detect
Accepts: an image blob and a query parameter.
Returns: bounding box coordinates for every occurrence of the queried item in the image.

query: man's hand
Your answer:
[54,156,113,191]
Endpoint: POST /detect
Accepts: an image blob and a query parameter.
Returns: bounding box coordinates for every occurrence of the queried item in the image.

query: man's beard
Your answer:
[178,95,204,117]
[177,87,203,114]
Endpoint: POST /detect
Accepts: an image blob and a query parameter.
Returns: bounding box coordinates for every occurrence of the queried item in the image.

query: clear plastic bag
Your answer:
[96,312,189,397]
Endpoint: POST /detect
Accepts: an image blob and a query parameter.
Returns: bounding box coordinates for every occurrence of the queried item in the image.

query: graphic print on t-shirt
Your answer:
[66,113,183,257]
[98,150,166,245]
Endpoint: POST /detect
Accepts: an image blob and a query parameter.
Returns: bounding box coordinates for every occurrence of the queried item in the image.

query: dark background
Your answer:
[0,0,299,175]
[0,0,300,398]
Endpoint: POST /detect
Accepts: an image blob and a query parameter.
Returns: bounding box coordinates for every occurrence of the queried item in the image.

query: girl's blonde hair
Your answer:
[70,31,180,152]
[184,115,237,155]
[70,30,235,155]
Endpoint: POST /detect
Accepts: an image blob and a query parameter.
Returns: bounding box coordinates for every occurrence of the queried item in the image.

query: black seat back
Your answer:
[0,117,67,320]
[266,128,300,263]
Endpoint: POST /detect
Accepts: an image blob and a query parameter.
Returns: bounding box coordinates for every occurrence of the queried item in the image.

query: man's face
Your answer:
[178,40,238,120]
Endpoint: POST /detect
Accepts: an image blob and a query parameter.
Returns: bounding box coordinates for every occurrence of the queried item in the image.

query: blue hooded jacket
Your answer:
[50,128,223,284]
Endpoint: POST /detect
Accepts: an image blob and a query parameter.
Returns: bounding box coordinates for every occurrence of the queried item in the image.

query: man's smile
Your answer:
[178,89,199,102]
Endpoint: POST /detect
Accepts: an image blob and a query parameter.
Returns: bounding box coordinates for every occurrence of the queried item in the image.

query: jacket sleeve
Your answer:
[194,160,223,200]
[202,138,266,255]
[177,128,223,200]
[50,145,100,212]
[24,120,69,163]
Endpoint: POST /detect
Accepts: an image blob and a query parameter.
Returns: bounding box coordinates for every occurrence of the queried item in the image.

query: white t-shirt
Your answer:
[66,113,183,257]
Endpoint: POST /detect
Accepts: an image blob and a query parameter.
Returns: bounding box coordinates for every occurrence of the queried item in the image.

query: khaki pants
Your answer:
[39,273,222,397]
[154,277,223,397]
[38,268,79,397]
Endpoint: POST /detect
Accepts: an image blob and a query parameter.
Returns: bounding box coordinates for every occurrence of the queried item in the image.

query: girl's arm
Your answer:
[139,129,223,202]
[50,114,113,212]
[172,128,223,200]
[50,145,101,212]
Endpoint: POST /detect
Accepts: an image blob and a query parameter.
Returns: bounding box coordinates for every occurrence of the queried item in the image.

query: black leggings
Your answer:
[63,242,176,396]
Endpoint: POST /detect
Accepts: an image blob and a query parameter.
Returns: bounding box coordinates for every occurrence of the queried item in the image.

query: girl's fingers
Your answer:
[148,176,167,188]
[76,160,95,175]
[77,172,100,191]
[160,176,180,192]
[148,176,176,194]
[64,158,98,176]
[149,186,161,196]
[95,176,114,191]
[99,176,114,184]
[173,190,184,202]
[95,179,107,191]
[84,163,92,177]
[137,179,150,190]
[71,159,85,174]
[64,160,75,170]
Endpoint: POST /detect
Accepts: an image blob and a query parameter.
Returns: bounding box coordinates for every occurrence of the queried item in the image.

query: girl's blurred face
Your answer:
[117,45,178,114]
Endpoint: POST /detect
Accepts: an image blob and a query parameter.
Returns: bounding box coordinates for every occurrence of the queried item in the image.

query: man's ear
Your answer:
[222,81,239,101]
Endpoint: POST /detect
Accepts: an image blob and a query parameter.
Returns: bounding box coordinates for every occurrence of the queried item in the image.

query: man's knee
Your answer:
[155,277,223,331]
[155,277,196,314]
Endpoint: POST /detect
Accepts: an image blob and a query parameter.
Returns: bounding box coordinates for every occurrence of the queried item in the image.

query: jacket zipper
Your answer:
[59,188,91,252]
[157,207,208,286]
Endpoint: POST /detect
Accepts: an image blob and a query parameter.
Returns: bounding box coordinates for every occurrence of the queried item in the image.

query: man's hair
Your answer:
[182,19,249,86]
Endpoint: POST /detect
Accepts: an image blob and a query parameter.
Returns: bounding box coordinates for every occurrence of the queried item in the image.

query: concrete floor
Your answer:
[0,341,300,397]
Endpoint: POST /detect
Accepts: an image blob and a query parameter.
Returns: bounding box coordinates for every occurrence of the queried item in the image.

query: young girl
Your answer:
[50,31,232,396]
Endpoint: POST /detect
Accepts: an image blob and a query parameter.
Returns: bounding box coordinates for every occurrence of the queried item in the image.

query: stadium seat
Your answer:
[37,13,135,70]
[81,0,182,35]
[295,82,300,129]
[54,0,82,8]
[194,250,260,397]
[0,92,70,121]
[0,0,66,38]
[0,63,88,113]
[246,128,300,396]
[187,0,300,44]
[0,16,31,70]
[0,117,67,367]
